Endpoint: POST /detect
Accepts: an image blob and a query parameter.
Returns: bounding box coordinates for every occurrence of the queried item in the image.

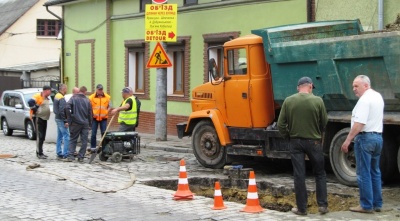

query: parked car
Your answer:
[0,88,56,140]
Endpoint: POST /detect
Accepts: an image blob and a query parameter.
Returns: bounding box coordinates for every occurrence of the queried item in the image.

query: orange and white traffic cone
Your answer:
[240,171,264,213]
[212,181,227,210]
[173,159,194,200]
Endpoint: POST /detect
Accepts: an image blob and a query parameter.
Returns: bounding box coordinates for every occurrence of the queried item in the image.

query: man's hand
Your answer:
[341,140,350,153]
[31,105,39,113]
[111,108,118,115]
[64,122,69,128]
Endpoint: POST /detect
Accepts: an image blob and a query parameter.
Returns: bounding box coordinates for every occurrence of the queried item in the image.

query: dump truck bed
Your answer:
[252,20,400,111]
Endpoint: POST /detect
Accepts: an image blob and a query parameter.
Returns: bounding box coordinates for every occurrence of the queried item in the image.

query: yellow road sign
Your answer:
[145,4,177,42]
[146,42,172,68]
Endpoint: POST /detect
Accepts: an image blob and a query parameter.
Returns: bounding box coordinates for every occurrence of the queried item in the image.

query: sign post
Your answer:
[145,3,177,141]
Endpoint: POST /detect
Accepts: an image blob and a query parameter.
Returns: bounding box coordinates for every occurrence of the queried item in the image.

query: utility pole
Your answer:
[155,42,167,141]
[145,3,177,141]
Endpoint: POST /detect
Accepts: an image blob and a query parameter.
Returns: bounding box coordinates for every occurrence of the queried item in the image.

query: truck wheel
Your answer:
[2,119,13,136]
[329,128,357,186]
[192,121,226,169]
[398,147,400,174]
[26,121,36,140]
[380,135,399,183]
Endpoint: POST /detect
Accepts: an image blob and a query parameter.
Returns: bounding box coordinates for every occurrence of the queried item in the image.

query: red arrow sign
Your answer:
[168,32,175,39]
[152,0,168,4]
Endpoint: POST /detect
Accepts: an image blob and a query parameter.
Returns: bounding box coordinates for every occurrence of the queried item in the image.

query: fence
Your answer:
[21,80,60,90]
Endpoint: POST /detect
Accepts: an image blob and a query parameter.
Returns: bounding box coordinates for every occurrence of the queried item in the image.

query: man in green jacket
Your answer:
[277,77,328,216]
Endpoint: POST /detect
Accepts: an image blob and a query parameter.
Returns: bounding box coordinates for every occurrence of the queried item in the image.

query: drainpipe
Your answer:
[378,0,384,30]
[45,6,65,84]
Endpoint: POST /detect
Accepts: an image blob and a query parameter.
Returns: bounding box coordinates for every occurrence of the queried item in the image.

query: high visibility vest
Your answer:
[89,93,111,121]
[118,96,137,125]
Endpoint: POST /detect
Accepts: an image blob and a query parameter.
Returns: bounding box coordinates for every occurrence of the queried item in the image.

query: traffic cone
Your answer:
[212,181,227,210]
[173,159,194,200]
[240,171,264,213]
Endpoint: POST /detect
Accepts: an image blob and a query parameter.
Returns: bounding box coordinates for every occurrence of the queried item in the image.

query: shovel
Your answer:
[88,114,116,164]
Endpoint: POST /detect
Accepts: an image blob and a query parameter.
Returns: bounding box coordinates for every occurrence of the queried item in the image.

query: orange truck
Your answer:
[176,20,400,186]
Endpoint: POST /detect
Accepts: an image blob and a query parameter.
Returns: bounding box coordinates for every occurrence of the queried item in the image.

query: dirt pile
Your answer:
[385,14,400,31]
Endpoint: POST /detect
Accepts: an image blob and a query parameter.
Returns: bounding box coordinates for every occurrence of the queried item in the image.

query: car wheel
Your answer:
[26,121,36,140]
[2,119,13,136]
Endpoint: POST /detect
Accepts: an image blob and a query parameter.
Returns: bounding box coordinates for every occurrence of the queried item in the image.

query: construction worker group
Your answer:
[29,84,140,162]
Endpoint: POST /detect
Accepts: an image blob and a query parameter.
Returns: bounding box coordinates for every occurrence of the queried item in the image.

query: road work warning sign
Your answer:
[145,4,177,42]
[146,42,172,68]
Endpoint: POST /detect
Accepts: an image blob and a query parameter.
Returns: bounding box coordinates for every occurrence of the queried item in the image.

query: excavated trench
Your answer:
[144,176,358,214]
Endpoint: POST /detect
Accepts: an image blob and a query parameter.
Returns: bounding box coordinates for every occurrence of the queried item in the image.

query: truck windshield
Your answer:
[227,48,247,75]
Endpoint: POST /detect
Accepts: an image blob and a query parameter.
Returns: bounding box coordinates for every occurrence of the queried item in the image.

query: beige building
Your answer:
[0,0,62,92]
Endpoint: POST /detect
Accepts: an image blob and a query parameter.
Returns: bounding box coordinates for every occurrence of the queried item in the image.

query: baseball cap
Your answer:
[42,85,51,91]
[298,77,315,89]
[121,87,131,93]
[96,84,103,90]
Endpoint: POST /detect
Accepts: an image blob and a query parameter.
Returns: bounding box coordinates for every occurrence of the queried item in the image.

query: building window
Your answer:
[173,51,184,94]
[166,37,191,102]
[140,0,152,12]
[184,0,198,6]
[128,49,145,93]
[37,19,61,37]
[207,45,224,82]
[125,40,150,99]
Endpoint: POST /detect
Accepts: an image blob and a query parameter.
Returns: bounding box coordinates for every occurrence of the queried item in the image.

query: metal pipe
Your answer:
[378,0,384,30]
[45,6,65,84]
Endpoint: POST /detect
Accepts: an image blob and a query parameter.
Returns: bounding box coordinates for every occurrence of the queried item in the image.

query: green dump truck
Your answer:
[177,20,400,186]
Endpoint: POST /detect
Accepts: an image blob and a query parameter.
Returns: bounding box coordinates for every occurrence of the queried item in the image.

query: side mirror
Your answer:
[208,58,220,81]
[15,104,23,109]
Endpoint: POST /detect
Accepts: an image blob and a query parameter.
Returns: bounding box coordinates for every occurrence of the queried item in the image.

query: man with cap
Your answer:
[277,77,328,216]
[111,87,138,132]
[88,84,112,150]
[28,85,52,159]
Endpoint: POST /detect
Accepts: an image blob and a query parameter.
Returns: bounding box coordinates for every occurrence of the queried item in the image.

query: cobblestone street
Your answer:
[1,132,399,221]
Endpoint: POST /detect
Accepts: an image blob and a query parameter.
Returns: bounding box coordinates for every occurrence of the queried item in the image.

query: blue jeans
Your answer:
[55,119,70,157]
[290,138,328,212]
[90,119,107,148]
[354,133,383,210]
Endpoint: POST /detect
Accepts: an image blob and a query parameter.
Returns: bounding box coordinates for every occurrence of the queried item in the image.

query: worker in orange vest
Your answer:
[88,84,112,150]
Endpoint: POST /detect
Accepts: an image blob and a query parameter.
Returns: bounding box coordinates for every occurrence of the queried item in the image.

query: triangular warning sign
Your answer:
[146,42,172,68]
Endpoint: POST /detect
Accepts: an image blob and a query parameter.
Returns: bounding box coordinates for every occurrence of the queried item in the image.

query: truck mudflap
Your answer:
[176,122,189,139]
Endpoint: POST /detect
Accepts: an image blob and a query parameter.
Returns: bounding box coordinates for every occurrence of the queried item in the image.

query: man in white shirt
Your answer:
[341,75,384,213]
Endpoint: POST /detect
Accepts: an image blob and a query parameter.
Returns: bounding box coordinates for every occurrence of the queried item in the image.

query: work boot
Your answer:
[63,158,74,162]
[37,155,47,159]
[77,158,84,163]
[291,207,307,216]
[318,207,329,215]
[349,205,373,213]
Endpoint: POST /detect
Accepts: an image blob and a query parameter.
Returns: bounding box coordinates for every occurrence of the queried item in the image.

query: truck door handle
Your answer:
[242,93,247,99]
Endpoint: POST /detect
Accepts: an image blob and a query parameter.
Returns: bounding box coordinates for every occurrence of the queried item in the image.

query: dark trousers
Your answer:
[119,122,135,132]
[35,117,47,156]
[290,138,328,212]
[90,119,107,148]
[68,123,89,159]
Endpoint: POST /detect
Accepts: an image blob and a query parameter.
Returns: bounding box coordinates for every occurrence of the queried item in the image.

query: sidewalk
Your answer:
[130,133,192,153]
